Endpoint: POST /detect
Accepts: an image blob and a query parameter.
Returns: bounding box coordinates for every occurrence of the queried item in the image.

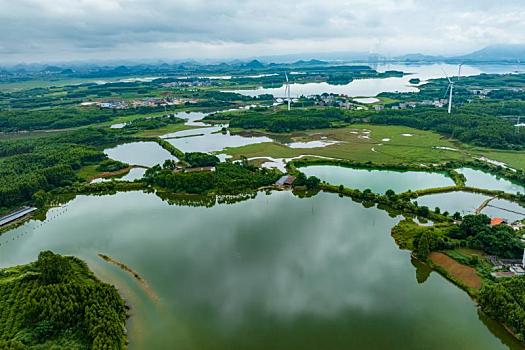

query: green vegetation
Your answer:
[220,108,350,132]
[0,107,116,132]
[394,214,524,261]
[144,162,281,195]
[224,124,472,164]
[96,159,129,172]
[0,128,132,212]
[154,138,185,159]
[0,251,127,349]
[479,277,525,342]
[367,108,525,150]
[121,114,184,132]
[184,152,220,167]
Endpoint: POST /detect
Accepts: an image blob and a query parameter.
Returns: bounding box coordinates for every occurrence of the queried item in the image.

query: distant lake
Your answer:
[226,63,525,98]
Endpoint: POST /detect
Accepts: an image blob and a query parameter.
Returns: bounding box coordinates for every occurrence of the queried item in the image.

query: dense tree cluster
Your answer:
[449,214,524,258]
[0,251,127,349]
[0,108,117,132]
[184,152,220,168]
[228,108,349,133]
[145,162,281,194]
[0,128,127,211]
[479,277,525,342]
[122,115,184,132]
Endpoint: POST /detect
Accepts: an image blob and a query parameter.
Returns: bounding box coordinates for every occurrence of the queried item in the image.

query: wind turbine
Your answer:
[457,63,464,79]
[442,64,463,114]
[442,70,454,114]
[284,72,291,111]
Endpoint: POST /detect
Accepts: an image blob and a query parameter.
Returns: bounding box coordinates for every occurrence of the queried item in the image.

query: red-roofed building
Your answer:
[490,217,507,226]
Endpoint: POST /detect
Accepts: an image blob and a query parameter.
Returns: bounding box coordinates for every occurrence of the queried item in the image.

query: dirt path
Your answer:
[429,252,482,290]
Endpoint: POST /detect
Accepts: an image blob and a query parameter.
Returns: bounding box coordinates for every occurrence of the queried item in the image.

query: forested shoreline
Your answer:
[0,251,127,349]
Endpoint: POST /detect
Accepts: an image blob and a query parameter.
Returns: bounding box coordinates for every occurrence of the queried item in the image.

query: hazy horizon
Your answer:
[1,0,525,64]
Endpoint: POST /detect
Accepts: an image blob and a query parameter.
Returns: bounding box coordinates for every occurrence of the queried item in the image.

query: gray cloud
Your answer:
[0,0,524,63]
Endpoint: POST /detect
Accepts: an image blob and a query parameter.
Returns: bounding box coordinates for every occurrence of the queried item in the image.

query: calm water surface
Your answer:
[301,165,455,194]
[417,191,525,222]
[104,142,177,167]
[0,191,521,349]
[458,168,525,195]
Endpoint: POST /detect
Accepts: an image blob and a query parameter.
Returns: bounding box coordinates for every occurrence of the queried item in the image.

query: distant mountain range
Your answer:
[256,44,525,64]
[2,44,525,71]
[454,44,525,62]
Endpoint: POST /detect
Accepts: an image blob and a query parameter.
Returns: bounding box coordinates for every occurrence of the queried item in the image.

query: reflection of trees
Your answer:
[154,191,256,208]
[217,193,256,205]
[477,309,523,350]
[155,191,217,208]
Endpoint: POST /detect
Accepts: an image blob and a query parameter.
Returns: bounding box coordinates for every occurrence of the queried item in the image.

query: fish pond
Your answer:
[300,165,455,194]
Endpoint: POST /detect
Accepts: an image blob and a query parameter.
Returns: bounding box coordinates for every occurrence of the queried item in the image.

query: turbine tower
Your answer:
[441,68,455,114]
[445,74,454,114]
[284,72,291,111]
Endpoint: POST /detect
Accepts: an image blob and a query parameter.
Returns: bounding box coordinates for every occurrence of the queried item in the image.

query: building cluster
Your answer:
[304,93,452,111]
[80,97,197,110]
[160,80,215,88]
[489,218,525,278]
[308,94,366,110]
[490,255,525,278]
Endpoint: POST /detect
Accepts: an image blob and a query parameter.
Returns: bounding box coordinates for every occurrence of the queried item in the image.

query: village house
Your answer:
[275,175,296,188]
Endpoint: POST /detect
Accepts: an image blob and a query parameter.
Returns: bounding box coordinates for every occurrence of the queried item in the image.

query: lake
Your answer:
[226,63,525,98]
[0,190,520,350]
[458,168,525,195]
[300,165,455,194]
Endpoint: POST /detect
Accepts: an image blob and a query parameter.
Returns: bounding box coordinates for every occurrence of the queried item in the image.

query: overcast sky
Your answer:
[1,0,524,63]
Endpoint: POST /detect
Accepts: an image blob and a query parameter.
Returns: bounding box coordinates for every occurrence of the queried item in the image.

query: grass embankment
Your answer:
[154,138,185,159]
[77,165,137,182]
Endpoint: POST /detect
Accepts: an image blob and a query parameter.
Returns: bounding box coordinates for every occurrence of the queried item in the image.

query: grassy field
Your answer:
[222,124,525,169]
[468,147,525,170]
[76,164,102,181]
[223,124,470,165]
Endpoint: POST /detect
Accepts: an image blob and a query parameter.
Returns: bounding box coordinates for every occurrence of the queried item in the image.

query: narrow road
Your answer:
[475,197,496,214]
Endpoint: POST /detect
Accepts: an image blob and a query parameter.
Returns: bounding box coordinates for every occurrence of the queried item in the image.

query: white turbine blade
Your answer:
[441,68,452,83]
[285,72,289,83]
[443,84,450,99]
